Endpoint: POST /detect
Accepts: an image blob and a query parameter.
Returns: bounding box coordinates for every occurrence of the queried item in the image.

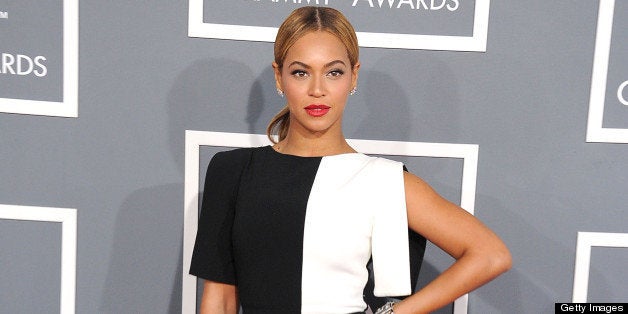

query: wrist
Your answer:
[374,301,398,314]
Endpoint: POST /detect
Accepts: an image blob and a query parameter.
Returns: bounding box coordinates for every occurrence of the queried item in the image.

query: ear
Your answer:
[272,62,282,91]
[351,61,361,90]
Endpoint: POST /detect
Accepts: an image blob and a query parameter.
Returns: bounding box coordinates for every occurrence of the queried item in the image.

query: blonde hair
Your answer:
[266,6,359,144]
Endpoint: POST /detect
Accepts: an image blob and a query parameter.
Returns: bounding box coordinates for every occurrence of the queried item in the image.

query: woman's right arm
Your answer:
[199,280,238,314]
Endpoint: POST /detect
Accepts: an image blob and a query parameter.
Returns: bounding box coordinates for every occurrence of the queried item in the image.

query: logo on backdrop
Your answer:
[619,81,628,106]
[247,0,459,11]
[0,0,78,117]
[351,0,459,11]
[0,0,60,100]
[190,0,488,51]
[1,53,48,77]
[250,0,330,4]
[207,0,469,34]
[586,0,628,143]
[603,2,628,113]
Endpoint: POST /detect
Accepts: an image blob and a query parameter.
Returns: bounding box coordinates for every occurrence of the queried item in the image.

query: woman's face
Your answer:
[274,31,359,137]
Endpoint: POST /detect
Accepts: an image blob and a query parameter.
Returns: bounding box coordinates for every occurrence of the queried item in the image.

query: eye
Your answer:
[327,69,345,78]
[291,70,308,79]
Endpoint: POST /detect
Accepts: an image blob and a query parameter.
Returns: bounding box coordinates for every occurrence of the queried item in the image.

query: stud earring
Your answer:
[350,86,357,96]
[277,88,284,97]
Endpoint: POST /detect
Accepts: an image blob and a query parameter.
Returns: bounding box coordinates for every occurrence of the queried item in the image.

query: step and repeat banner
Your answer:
[1,1,626,313]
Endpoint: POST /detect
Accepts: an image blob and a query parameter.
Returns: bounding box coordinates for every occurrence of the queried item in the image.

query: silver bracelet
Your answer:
[374,301,397,314]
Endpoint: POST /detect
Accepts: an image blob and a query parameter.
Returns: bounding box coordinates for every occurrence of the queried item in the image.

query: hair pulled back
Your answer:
[266,6,359,143]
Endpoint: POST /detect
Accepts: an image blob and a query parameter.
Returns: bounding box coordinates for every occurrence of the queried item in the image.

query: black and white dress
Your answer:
[190,146,424,314]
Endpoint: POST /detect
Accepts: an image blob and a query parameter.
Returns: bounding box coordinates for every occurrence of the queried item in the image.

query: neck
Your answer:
[275,127,355,157]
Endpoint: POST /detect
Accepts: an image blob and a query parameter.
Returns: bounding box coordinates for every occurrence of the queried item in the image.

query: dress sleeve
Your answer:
[189,149,250,284]
[371,158,412,297]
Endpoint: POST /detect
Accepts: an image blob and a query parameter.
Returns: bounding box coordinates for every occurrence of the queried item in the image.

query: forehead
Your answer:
[284,31,350,65]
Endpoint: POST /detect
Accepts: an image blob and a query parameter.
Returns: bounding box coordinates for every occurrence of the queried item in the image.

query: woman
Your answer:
[190,6,511,314]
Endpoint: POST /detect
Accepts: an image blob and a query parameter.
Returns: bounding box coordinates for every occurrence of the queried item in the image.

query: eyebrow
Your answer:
[288,60,347,69]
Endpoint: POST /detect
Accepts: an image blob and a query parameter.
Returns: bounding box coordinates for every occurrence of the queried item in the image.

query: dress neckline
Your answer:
[265,145,362,159]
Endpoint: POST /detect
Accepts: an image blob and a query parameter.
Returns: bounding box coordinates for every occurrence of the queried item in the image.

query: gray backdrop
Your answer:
[1,1,626,313]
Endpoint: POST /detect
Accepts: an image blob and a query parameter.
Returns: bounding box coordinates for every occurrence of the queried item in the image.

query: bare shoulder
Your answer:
[402,171,508,261]
[402,171,451,208]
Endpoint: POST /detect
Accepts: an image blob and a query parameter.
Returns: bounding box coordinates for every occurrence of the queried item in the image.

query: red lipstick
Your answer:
[304,104,330,117]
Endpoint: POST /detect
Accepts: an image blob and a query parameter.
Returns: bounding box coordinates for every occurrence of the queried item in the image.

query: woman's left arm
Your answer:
[393,172,512,314]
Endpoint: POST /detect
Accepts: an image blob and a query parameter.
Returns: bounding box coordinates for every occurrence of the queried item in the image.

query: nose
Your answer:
[308,75,326,98]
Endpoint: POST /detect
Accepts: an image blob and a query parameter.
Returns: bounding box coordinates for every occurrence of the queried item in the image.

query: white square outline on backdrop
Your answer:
[188,0,491,52]
[181,130,479,314]
[0,204,77,314]
[572,231,628,302]
[0,0,79,117]
[586,0,628,143]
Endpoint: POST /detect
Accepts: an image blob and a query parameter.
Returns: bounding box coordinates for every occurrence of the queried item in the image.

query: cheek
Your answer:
[284,84,305,103]
[331,79,352,96]
[282,78,305,94]
[284,84,306,109]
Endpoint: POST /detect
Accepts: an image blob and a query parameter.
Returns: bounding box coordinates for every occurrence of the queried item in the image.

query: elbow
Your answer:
[489,244,513,276]
[467,241,512,278]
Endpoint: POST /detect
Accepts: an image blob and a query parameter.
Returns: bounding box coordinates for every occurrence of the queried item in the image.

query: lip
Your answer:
[304,104,331,117]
